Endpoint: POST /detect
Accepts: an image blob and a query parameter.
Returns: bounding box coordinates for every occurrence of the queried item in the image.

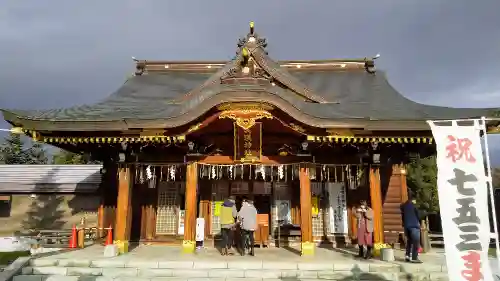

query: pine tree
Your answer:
[51,149,96,164]
[406,154,439,213]
[0,133,30,164]
[27,142,48,164]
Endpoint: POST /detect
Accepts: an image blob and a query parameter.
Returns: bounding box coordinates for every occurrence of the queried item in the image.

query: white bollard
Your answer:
[380,248,395,262]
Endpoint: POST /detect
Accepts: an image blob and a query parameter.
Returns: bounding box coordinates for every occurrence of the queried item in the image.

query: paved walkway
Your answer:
[32,244,447,267]
[35,245,366,262]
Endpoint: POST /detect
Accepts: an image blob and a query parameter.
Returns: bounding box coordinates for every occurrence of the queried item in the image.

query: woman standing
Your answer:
[354,200,374,259]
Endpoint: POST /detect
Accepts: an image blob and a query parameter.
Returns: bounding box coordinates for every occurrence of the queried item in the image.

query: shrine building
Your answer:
[1,22,496,255]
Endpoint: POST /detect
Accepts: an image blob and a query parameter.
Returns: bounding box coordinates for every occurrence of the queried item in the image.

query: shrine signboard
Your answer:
[428,120,493,281]
[328,182,348,234]
[234,122,262,162]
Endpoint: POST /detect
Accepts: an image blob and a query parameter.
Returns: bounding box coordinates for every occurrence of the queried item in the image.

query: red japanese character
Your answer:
[446,135,476,163]
[461,251,483,281]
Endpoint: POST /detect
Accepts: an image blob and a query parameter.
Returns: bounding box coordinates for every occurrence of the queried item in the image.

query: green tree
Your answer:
[51,149,96,164]
[27,142,48,164]
[0,133,30,164]
[406,154,439,213]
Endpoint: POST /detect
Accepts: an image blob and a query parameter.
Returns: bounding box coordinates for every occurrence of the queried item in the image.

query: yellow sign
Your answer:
[311,196,319,216]
[214,201,224,216]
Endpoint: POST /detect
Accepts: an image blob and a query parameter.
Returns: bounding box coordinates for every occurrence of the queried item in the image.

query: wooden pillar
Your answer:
[97,205,105,238]
[369,166,384,244]
[97,163,118,239]
[299,166,314,256]
[399,164,409,202]
[182,162,198,253]
[114,167,133,254]
[348,207,357,243]
[140,184,157,241]
[199,181,212,240]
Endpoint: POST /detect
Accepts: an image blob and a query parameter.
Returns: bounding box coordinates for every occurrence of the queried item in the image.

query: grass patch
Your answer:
[0,251,30,265]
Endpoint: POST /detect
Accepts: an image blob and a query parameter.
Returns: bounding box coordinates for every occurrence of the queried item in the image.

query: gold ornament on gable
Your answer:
[218,103,273,130]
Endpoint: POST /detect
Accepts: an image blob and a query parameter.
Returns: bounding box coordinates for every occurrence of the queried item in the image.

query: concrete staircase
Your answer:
[13,258,449,281]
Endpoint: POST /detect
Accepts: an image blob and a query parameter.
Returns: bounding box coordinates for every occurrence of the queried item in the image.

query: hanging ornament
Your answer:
[146,165,153,180]
[148,167,156,189]
[270,166,274,182]
[134,167,139,184]
[278,165,284,180]
[285,165,288,182]
[310,166,316,180]
[170,165,176,181]
[139,167,145,184]
[211,165,216,180]
[260,165,265,180]
[229,165,234,179]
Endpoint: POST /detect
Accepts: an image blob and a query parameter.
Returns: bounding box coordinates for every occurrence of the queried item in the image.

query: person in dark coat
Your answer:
[400,195,423,263]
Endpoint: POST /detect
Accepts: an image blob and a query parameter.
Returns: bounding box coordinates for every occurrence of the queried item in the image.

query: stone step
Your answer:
[17,259,449,281]
[28,259,443,272]
[20,266,400,279]
[13,276,277,281]
[13,273,451,281]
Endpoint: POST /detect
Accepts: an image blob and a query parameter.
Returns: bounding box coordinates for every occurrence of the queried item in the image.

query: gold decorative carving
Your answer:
[140,129,167,137]
[218,103,273,130]
[326,129,354,137]
[187,123,202,133]
[289,123,305,133]
[217,102,274,111]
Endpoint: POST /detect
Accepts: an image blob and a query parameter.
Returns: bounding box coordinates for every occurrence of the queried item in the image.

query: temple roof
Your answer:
[2,23,496,132]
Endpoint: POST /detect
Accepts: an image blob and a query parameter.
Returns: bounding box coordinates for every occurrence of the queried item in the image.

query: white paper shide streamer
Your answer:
[428,120,493,281]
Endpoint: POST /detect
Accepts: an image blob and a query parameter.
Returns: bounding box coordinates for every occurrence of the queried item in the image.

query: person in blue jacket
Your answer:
[400,195,423,263]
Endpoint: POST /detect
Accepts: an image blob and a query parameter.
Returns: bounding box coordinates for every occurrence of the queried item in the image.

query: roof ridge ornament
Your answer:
[237,21,268,56]
[364,54,379,74]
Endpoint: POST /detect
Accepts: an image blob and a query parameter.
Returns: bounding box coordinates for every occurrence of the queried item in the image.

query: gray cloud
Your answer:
[1,0,500,161]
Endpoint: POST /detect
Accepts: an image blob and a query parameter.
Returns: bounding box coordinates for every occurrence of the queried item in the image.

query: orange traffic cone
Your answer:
[105,226,113,246]
[69,225,77,249]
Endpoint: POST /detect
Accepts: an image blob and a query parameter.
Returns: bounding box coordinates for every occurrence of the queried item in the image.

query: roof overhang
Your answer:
[2,92,436,133]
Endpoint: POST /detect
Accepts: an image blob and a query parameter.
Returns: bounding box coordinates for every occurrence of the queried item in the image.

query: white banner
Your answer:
[429,120,493,281]
[196,218,205,242]
[178,210,185,235]
[328,182,348,234]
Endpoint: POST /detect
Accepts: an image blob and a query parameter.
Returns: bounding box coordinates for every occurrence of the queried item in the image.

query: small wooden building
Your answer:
[1,23,495,255]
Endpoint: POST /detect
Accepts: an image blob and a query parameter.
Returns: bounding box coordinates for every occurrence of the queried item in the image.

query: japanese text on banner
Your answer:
[428,120,493,281]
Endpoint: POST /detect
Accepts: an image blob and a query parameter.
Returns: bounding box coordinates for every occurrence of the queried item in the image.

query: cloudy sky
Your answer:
[1,0,500,161]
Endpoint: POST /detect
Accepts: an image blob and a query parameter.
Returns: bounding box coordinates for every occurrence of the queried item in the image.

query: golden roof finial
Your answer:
[249,21,254,34]
[242,48,249,57]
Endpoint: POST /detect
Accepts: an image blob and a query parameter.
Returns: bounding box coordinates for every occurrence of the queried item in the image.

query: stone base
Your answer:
[182,240,195,253]
[113,240,129,254]
[301,241,315,256]
[103,244,119,257]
